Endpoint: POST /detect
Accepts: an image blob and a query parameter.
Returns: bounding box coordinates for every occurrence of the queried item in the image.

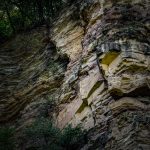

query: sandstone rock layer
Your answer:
[0,0,150,149]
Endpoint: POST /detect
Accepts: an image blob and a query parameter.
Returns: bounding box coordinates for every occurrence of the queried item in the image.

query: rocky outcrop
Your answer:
[0,28,69,125]
[55,0,150,149]
[0,0,150,149]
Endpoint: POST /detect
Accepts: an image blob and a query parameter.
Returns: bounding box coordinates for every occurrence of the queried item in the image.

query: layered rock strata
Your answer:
[55,0,150,149]
[0,29,69,125]
[0,0,150,149]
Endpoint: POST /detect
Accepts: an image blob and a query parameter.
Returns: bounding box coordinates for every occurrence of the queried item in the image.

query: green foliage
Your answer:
[0,119,86,150]
[23,118,60,150]
[21,118,86,150]
[10,8,25,31]
[60,125,87,150]
[0,20,12,38]
[0,126,15,150]
[0,0,68,42]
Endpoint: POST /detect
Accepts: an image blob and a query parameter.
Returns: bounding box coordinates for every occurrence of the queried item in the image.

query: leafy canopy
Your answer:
[0,0,67,41]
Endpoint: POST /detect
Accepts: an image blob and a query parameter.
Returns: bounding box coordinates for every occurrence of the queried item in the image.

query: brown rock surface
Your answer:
[0,0,150,149]
[56,0,150,149]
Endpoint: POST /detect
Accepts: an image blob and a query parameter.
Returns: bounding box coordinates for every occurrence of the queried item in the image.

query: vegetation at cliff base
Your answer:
[0,118,86,150]
[21,118,86,150]
[0,127,15,150]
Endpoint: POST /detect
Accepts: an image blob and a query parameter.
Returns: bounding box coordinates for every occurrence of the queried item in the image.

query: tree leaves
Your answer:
[0,0,66,41]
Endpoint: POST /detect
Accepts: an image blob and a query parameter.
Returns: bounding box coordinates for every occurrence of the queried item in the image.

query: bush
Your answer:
[0,20,12,39]
[21,118,86,150]
[22,118,60,150]
[60,125,87,150]
[0,126,15,150]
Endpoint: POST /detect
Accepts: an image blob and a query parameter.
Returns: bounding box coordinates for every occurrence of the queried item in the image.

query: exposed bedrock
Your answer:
[0,0,150,149]
[56,0,150,149]
[0,29,69,125]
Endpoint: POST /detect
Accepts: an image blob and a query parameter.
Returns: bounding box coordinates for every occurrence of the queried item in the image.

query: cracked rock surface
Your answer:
[0,0,150,149]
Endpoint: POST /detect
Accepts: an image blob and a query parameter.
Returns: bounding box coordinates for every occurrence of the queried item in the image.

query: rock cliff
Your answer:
[0,0,150,149]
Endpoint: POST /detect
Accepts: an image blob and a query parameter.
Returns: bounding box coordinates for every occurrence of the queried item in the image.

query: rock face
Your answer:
[0,0,150,149]
[0,29,69,126]
[55,0,150,149]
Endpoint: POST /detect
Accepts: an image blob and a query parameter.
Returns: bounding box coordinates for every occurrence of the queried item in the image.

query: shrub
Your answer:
[22,118,86,150]
[0,126,15,150]
[59,124,87,150]
[0,19,12,41]
[23,118,60,150]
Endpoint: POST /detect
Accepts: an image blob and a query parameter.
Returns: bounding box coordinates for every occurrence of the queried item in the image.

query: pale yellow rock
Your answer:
[87,82,106,105]
[109,97,149,114]
[80,65,102,100]
[75,106,94,130]
[108,68,149,94]
[52,9,84,61]
[57,98,83,129]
